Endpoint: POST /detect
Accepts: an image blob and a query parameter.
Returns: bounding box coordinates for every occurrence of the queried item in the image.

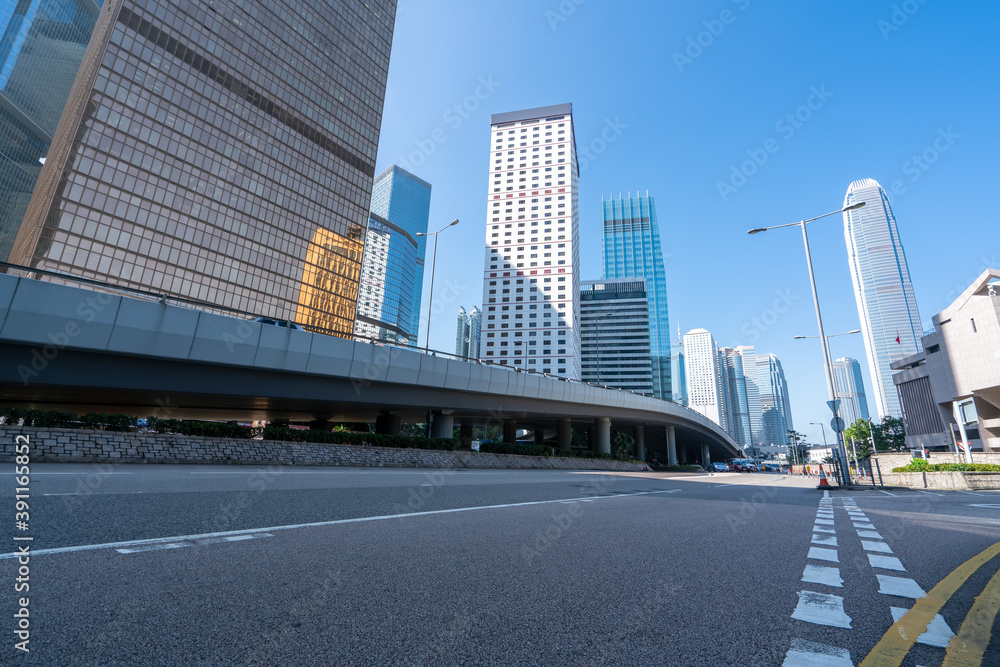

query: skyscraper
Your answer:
[735,345,761,444]
[455,306,482,359]
[719,347,753,448]
[10,0,397,338]
[354,166,430,344]
[482,103,580,377]
[468,306,481,359]
[832,357,870,426]
[602,193,671,399]
[756,353,793,446]
[844,178,923,418]
[671,326,687,406]
[580,278,653,393]
[455,307,470,356]
[0,0,103,257]
[684,328,723,426]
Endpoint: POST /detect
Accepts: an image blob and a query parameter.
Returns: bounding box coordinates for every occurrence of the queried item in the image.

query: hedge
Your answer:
[261,425,461,451]
[892,459,1000,473]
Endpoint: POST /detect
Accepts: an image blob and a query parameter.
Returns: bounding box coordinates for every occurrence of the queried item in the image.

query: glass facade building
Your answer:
[602,193,671,399]
[756,353,793,447]
[719,346,753,448]
[580,278,653,393]
[844,178,923,418]
[454,305,481,358]
[0,0,102,258]
[832,356,870,427]
[354,165,430,344]
[10,0,397,338]
[671,326,687,406]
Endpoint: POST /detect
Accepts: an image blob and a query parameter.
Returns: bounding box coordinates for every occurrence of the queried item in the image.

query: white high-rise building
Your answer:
[844,178,923,418]
[684,328,723,426]
[481,104,581,378]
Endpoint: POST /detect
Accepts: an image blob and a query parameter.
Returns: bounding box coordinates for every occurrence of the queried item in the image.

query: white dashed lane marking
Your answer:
[811,535,838,546]
[857,530,882,539]
[868,554,906,571]
[862,540,893,553]
[802,564,843,588]
[782,639,853,667]
[814,526,836,534]
[792,591,852,629]
[877,574,926,599]
[808,547,840,563]
[889,607,955,647]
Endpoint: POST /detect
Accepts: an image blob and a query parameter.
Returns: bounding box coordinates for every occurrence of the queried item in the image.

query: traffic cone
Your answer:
[817,467,832,488]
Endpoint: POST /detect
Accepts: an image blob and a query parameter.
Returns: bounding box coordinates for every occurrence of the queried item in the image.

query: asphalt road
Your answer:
[2,463,999,666]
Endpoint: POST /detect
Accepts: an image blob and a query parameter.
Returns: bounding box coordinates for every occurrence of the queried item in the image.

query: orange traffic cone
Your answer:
[817,467,832,488]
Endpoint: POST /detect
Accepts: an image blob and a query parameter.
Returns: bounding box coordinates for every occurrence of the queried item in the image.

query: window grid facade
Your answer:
[579,278,653,393]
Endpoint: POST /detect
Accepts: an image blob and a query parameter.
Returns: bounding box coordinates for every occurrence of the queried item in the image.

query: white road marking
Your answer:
[7,472,134,475]
[807,547,839,563]
[868,554,906,571]
[813,526,836,534]
[823,490,830,499]
[43,491,145,496]
[116,542,189,554]
[862,540,893,554]
[890,607,955,647]
[792,591,852,628]
[955,491,982,496]
[802,564,843,588]
[968,504,1000,509]
[115,533,274,554]
[0,488,679,560]
[816,513,835,519]
[853,522,876,530]
[811,535,838,546]
[877,574,926,599]
[918,490,944,496]
[857,530,883,539]
[815,518,835,526]
[782,639,853,667]
[879,490,897,496]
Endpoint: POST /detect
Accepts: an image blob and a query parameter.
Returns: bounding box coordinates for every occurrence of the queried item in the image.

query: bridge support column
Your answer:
[557,418,572,451]
[459,421,474,448]
[587,426,595,452]
[680,444,688,465]
[309,419,333,431]
[702,443,711,466]
[595,418,611,455]
[503,420,517,444]
[375,413,401,436]
[634,425,645,462]
[431,414,454,439]
[534,426,545,446]
[667,426,677,467]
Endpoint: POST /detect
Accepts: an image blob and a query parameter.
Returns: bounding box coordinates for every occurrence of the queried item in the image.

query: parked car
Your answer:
[728,458,756,472]
[709,462,730,472]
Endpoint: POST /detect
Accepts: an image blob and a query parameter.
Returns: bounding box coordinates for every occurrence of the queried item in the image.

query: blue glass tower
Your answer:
[0,0,102,258]
[844,178,922,419]
[354,165,431,344]
[602,193,671,399]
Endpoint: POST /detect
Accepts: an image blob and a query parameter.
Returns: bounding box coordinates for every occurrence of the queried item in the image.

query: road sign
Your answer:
[827,399,841,414]
[831,416,846,433]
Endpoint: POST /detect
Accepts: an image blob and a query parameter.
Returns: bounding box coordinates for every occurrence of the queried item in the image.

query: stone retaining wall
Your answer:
[873,451,1000,471]
[879,471,1000,490]
[0,427,646,471]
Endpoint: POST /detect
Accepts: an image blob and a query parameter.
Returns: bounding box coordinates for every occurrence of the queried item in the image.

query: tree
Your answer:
[877,416,907,452]
[843,419,874,457]
[611,432,634,460]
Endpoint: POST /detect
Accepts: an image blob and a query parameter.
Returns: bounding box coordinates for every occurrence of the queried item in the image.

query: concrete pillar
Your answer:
[587,426,595,452]
[680,445,688,465]
[634,425,645,462]
[503,420,517,444]
[702,443,711,466]
[534,426,546,446]
[431,414,454,439]
[595,418,611,455]
[667,426,678,467]
[557,418,572,451]
[459,421,474,448]
[375,413,401,436]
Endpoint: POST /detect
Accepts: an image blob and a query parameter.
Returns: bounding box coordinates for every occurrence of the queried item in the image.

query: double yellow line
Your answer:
[861,540,1000,666]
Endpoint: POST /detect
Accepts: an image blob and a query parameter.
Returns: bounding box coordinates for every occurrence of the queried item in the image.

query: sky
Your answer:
[373,0,1000,448]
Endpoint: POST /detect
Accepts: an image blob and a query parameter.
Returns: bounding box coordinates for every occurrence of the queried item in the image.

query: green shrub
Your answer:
[149,418,258,439]
[892,461,1000,473]
[479,441,550,457]
[260,425,458,451]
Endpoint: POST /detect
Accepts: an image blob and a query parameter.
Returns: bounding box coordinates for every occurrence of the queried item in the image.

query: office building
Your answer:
[671,326,687,406]
[684,328,723,426]
[719,346,753,448]
[891,269,1000,452]
[602,192,671,399]
[0,0,103,258]
[481,103,580,377]
[756,353,793,446]
[844,178,923,418]
[10,0,397,338]
[354,166,430,344]
[832,357,870,427]
[454,306,482,358]
[580,278,653,393]
[735,345,761,444]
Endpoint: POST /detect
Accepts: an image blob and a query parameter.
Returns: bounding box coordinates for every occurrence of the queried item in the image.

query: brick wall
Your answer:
[0,427,646,471]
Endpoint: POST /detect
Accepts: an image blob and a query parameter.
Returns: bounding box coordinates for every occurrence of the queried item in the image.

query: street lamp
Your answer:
[748,201,865,486]
[793,330,860,340]
[415,219,459,350]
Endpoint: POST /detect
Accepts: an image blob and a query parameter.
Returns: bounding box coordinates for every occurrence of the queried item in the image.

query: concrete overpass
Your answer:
[0,272,740,464]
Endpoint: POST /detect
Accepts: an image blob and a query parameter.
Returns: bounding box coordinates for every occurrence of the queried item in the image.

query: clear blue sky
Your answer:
[374,0,1000,447]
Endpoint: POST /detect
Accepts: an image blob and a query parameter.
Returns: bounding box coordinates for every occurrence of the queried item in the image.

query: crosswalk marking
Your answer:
[782,639,853,666]
[792,591,852,628]
[868,554,906,572]
[877,574,926,599]
[802,564,843,588]
[808,547,839,562]
[862,540,893,554]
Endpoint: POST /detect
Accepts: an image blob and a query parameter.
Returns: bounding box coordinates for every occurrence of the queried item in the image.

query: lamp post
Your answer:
[415,219,459,350]
[749,201,865,486]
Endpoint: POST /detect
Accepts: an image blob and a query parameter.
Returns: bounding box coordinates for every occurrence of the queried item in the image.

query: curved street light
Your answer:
[415,219,459,350]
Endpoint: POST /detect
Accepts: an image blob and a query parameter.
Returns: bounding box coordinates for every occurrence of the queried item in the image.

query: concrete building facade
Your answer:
[891,269,1000,452]
[684,328,722,426]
